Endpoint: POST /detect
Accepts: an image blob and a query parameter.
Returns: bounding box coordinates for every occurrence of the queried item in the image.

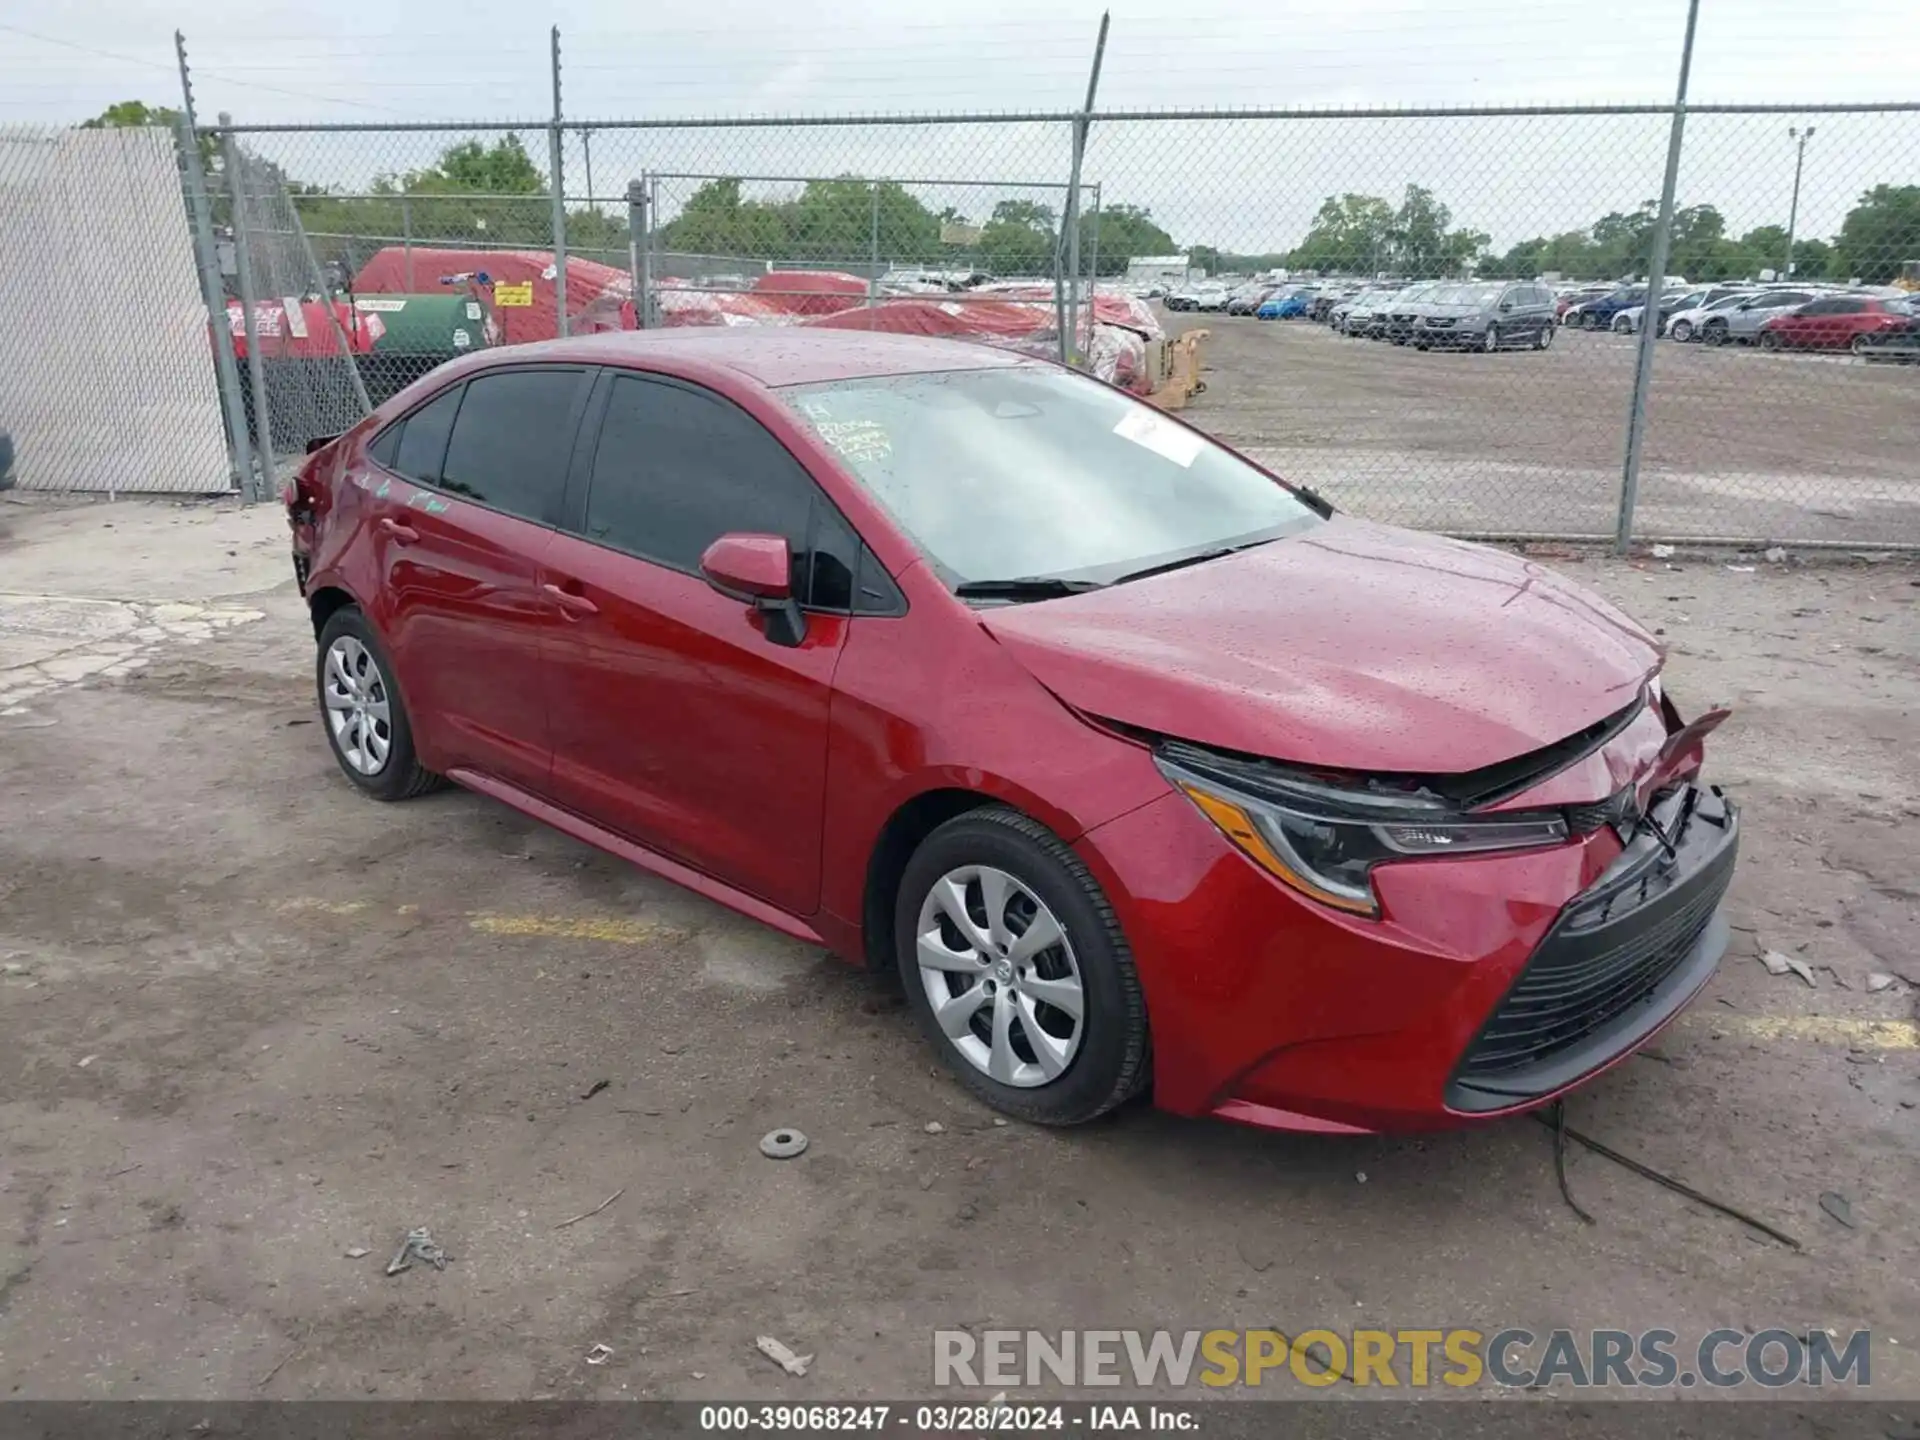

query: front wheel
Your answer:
[316,607,444,801]
[1535,321,1554,350]
[1703,322,1727,347]
[896,807,1148,1126]
[1483,324,1500,352]
[1582,312,1601,330]
[1670,319,1694,342]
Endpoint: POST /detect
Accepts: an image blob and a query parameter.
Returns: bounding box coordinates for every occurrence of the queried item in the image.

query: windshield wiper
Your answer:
[1110,537,1276,586]
[953,576,1106,600]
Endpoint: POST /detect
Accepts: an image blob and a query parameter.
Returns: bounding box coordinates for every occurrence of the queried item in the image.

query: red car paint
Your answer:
[1758,296,1910,350]
[291,329,1733,1134]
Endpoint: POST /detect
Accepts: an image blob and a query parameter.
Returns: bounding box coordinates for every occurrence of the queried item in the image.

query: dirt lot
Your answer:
[1170,313,1920,546]
[1,495,1917,1403]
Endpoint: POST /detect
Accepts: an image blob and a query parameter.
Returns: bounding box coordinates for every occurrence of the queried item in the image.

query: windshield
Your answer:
[1427,283,1505,306]
[786,366,1323,592]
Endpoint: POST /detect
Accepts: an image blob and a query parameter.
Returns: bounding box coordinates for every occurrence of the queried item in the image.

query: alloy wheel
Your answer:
[322,635,393,775]
[1483,324,1499,352]
[1671,320,1693,342]
[914,864,1084,1088]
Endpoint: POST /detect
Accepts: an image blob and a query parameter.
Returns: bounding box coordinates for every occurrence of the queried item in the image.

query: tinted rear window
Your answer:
[437,369,584,524]
[390,387,462,483]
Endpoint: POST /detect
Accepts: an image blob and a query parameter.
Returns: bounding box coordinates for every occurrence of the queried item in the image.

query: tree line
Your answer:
[81,103,1920,289]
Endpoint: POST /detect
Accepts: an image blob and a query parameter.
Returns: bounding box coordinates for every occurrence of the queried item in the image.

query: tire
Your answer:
[1535,321,1553,350]
[894,806,1148,1126]
[1760,330,1782,351]
[1670,319,1694,342]
[1582,312,1601,330]
[1483,324,1500,352]
[1612,314,1632,334]
[1850,334,1874,356]
[1703,322,1727,347]
[315,606,444,801]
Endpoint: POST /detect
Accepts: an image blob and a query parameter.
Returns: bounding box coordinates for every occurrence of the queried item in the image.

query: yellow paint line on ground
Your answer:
[1699,1015,1919,1050]
[467,912,685,946]
[273,898,1916,1046]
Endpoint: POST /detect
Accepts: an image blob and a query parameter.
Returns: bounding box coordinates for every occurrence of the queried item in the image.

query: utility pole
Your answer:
[1785,125,1815,277]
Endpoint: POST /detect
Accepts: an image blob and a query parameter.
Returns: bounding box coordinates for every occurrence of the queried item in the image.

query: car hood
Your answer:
[981,517,1661,775]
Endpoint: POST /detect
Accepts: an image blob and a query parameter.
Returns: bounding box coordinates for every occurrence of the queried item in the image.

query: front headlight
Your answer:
[1156,747,1569,918]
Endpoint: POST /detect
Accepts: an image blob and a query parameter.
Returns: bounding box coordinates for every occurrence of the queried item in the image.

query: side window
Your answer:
[1830,299,1866,314]
[583,374,817,584]
[368,420,402,469]
[437,369,584,523]
[390,386,462,483]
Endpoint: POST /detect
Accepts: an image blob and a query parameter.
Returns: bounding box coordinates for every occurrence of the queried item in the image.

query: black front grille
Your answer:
[1449,786,1738,1110]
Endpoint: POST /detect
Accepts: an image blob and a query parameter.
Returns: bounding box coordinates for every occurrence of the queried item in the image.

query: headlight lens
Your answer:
[1157,750,1569,918]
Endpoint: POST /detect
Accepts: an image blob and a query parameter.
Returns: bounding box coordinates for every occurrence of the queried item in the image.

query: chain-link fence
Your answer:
[34,98,1918,548]
[0,124,230,494]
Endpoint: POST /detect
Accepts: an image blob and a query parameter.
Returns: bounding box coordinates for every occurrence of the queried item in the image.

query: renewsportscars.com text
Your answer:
[933,1327,1873,1389]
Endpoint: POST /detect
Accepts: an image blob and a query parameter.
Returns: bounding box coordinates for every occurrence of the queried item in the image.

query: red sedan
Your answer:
[287,330,1737,1134]
[1758,295,1911,353]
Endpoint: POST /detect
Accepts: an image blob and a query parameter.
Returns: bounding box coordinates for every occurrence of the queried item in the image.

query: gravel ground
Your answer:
[1168,312,1920,546]
[1,496,1916,1405]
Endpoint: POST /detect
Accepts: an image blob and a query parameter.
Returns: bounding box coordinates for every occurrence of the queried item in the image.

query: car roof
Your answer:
[467,327,1030,389]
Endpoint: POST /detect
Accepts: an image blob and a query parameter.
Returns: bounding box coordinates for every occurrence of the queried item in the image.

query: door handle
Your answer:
[378,517,419,543]
[542,581,599,617]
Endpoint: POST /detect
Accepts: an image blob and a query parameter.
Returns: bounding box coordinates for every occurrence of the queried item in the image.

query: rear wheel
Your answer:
[1535,321,1553,350]
[1703,321,1728,346]
[1760,330,1783,351]
[895,807,1148,1126]
[315,607,444,801]
[1850,333,1875,356]
[1582,312,1601,330]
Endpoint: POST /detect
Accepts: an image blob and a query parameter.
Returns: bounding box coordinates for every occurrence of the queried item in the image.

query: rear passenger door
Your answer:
[540,370,893,917]
[366,366,591,793]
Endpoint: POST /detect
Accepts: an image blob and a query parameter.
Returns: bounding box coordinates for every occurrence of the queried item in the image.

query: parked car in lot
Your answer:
[1556,285,1614,318]
[287,328,1737,1134]
[1700,289,1819,346]
[1411,280,1558,351]
[1256,287,1315,320]
[1857,297,1920,361]
[1611,286,1749,336]
[1757,295,1914,353]
[1665,290,1760,342]
[1225,284,1276,317]
[1189,284,1232,313]
[1565,287,1649,331]
[1382,281,1442,343]
[0,426,13,493]
[1338,287,1401,338]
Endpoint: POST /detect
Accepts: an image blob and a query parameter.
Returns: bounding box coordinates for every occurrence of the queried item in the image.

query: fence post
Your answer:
[220,117,277,501]
[549,26,570,338]
[174,114,253,495]
[1616,0,1701,555]
[401,193,414,290]
[867,182,880,308]
[1061,11,1110,366]
[627,177,649,329]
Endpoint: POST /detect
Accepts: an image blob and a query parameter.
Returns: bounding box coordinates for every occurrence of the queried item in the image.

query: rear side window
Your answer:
[389,386,462,483]
[438,369,584,524]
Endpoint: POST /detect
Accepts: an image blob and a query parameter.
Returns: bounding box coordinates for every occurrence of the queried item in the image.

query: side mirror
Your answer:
[1498,300,1513,312]
[700,532,806,647]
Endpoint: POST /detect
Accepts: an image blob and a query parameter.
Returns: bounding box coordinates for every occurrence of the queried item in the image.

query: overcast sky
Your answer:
[5,2,1914,253]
